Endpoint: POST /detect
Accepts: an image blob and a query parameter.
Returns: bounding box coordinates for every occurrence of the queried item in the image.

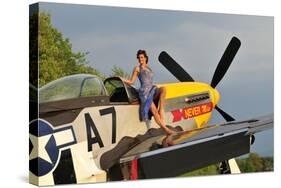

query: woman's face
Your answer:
[137,54,147,65]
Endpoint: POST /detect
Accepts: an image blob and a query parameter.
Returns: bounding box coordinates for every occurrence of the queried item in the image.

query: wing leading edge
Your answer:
[116,114,273,179]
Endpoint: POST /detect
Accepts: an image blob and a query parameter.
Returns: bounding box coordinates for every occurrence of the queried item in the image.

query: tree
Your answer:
[110,65,131,79]
[180,164,219,177]
[262,157,273,171]
[247,153,263,171]
[34,11,103,87]
[237,153,273,173]
[30,11,132,89]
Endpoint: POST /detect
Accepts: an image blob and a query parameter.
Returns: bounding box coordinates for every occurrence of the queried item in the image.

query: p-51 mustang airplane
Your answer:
[29,36,273,186]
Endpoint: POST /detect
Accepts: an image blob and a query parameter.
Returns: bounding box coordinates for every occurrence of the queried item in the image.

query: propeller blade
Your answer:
[210,37,241,88]
[158,51,194,82]
[215,106,235,122]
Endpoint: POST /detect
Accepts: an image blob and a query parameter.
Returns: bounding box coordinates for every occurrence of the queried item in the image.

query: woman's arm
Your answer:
[123,66,139,85]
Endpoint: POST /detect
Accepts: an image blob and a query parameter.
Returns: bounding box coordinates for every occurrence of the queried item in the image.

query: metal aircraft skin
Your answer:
[29,37,273,186]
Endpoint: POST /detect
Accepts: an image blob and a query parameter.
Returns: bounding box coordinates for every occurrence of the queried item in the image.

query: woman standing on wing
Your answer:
[123,50,176,135]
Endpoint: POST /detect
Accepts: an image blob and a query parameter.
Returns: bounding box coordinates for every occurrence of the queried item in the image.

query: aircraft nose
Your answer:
[212,88,220,106]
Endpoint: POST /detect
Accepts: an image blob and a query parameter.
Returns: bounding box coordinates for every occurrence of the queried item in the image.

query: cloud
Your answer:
[68,13,273,85]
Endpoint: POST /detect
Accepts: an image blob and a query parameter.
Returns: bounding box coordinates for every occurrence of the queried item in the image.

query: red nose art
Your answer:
[171,102,213,122]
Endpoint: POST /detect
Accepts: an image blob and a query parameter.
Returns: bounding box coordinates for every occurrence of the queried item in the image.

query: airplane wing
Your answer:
[100,114,273,179]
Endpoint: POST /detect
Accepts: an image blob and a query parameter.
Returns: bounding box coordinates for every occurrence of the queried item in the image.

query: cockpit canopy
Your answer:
[39,74,107,103]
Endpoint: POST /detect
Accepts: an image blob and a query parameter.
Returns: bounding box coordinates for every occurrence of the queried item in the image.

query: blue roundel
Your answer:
[29,119,53,137]
[29,119,59,177]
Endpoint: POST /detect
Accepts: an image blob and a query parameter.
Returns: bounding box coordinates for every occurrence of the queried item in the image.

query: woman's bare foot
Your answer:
[164,127,177,135]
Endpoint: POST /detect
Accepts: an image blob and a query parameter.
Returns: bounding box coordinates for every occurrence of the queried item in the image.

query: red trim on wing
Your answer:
[130,159,138,180]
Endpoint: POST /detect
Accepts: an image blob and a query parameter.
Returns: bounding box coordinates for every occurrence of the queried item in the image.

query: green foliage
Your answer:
[180,153,273,177]
[80,78,105,97]
[262,157,274,171]
[106,66,131,95]
[34,11,103,87]
[31,11,131,89]
[110,65,131,79]
[29,12,39,87]
[237,153,273,172]
[180,164,219,177]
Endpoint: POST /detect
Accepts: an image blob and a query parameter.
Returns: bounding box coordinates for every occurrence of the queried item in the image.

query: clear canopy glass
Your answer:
[39,74,107,103]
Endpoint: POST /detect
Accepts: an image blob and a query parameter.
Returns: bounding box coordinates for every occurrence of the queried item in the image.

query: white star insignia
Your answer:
[29,134,53,164]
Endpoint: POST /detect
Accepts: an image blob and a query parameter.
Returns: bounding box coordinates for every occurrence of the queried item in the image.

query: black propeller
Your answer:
[158,37,241,122]
[210,37,241,88]
[158,51,194,82]
[215,106,235,122]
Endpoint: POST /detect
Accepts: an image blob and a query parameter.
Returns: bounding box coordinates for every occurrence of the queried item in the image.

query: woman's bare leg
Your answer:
[158,87,166,121]
[150,102,175,135]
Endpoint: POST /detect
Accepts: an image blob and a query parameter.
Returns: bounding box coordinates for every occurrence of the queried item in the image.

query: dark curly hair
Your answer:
[136,49,149,64]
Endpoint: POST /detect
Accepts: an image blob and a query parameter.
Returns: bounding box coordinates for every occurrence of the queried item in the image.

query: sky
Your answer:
[40,2,274,157]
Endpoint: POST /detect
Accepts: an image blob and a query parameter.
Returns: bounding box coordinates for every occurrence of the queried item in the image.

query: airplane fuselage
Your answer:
[32,78,221,185]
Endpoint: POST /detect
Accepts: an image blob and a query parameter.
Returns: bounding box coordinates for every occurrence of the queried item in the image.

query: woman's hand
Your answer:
[121,78,130,85]
[123,66,139,85]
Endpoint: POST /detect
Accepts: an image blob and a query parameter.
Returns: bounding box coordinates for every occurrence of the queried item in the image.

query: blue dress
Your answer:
[137,65,157,121]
